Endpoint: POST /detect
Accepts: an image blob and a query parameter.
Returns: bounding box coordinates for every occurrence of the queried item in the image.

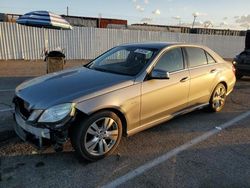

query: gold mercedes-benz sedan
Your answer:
[13,43,236,161]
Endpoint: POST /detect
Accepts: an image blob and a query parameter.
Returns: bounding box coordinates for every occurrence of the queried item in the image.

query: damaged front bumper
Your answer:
[13,107,72,150]
[14,109,51,148]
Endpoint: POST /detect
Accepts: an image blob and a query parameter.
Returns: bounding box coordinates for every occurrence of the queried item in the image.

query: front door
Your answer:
[140,47,190,127]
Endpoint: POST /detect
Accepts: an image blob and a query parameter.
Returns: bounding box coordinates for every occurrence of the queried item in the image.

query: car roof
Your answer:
[119,42,225,62]
[119,42,210,51]
[119,42,183,50]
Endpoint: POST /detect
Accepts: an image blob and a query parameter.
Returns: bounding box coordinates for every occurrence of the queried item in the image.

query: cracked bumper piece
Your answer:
[14,110,52,148]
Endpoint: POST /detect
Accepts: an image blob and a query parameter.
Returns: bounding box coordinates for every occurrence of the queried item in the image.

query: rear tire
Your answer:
[70,111,122,161]
[208,83,227,112]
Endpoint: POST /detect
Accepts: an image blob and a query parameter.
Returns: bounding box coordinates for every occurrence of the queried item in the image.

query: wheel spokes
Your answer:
[106,130,118,140]
[219,87,225,97]
[103,118,114,130]
[213,99,220,108]
[91,122,100,132]
[215,90,220,97]
[86,137,99,151]
[103,139,109,153]
[98,139,104,155]
[87,126,98,136]
[219,98,225,104]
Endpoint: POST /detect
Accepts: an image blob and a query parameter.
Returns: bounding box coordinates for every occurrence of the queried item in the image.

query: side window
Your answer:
[206,52,216,64]
[154,48,184,73]
[186,47,207,68]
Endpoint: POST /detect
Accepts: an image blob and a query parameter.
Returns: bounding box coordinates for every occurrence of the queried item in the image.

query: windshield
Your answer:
[87,46,157,76]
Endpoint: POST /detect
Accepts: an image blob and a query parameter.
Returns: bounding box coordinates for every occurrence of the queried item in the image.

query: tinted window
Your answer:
[154,48,184,72]
[206,52,216,64]
[186,47,207,68]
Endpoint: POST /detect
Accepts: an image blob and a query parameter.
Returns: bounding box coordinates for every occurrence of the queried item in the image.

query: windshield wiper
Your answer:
[91,67,132,76]
[91,67,112,73]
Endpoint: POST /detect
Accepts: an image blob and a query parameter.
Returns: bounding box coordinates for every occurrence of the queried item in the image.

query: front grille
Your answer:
[14,97,32,120]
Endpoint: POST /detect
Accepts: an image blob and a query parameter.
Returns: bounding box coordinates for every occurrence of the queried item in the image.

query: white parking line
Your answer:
[0,108,14,112]
[0,89,14,92]
[102,110,250,188]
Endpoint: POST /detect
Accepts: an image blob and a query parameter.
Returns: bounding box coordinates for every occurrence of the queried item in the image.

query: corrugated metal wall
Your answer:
[0,22,245,60]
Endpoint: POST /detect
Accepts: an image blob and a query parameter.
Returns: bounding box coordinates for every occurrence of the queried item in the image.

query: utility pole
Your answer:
[67,6,69,16]
[192,12,199,29]
[98,13,102,28]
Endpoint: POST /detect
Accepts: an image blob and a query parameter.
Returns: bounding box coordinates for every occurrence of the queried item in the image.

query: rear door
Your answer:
[140,47,190,126]
[185,47,218,106]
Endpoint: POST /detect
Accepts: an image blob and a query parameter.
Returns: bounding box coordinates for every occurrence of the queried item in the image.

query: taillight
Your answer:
[232,65,236,74]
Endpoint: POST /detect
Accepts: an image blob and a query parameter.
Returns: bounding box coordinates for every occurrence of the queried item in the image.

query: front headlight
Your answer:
[28,110,43,121]
[232,60,237,65]
[38,103,75,123]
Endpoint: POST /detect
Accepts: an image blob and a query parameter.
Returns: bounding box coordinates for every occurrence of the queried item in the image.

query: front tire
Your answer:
[71,111,122,161]
[208,83,227,112]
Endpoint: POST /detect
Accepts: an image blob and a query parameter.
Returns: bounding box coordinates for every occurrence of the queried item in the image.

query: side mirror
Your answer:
[150,69,170,79]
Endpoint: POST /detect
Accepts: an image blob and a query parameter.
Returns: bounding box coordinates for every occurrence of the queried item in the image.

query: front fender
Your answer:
[75,83,141,133]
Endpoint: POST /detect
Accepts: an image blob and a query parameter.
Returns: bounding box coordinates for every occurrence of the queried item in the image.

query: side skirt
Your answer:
[127,103,209,136]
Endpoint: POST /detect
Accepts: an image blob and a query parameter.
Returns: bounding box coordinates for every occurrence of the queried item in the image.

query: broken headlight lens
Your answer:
[28,110,43,121]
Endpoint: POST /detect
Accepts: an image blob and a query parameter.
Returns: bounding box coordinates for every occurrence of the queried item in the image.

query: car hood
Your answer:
[15,67,134,109]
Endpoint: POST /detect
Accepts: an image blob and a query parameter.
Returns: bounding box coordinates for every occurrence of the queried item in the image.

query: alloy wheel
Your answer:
[212,84,226,111]
[84,117,119,156]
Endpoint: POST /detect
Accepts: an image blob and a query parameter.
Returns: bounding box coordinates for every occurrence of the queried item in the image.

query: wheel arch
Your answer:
[74,107,128,137]
[219,81,228,91]
[211,80,228,95]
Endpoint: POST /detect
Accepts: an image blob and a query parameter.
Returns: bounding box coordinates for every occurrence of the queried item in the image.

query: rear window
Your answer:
[206,52,216,64]
[186,47,207,68]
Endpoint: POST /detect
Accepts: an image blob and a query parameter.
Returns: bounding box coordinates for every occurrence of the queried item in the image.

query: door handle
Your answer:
[180,77,189,82]
[210,69,217,73]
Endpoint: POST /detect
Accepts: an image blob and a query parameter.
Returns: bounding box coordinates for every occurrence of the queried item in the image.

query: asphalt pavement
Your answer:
[1,77,250,188]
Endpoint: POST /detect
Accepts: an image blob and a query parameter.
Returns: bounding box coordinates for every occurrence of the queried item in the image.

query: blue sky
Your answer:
[1,0,250,29]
